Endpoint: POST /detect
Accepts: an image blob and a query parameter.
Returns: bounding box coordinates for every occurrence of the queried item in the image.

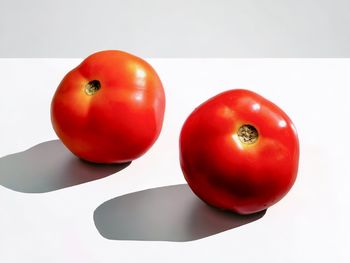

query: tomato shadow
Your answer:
[0,140,130,193]
[93,184,266,242]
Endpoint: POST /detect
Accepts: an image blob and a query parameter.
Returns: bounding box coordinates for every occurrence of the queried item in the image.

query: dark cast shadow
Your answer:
[0,140,130,193]
[94,184,266,242]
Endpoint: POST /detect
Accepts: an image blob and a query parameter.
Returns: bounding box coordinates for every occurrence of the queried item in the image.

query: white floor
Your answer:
[0,59,349,262]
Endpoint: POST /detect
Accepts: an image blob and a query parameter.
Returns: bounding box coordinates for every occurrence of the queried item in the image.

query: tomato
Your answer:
[51,50,165,163]
[179,89,299,214]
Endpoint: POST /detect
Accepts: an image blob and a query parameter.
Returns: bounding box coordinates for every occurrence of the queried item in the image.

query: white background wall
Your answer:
[1,0,350,57]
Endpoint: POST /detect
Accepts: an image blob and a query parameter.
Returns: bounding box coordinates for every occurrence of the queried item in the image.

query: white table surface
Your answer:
[0,59,349,262]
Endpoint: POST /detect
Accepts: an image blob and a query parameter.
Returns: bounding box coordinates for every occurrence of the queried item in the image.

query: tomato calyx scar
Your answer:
[85,80,101,95]
[237,124,258,144]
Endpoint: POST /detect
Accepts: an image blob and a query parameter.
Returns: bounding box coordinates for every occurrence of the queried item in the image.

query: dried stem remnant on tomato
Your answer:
[85,80,101,95]
[238,124,258,144]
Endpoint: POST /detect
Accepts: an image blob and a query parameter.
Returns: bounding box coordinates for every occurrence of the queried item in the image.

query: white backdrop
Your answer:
[1,0,350,57]
[0,59,349,262]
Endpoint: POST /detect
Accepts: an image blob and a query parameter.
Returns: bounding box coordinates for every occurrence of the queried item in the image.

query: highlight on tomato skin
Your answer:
[51,50,166,164]
[179,89,299,215]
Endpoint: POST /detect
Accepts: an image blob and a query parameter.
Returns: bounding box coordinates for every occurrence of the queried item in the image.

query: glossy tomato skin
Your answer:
[51,50,165,163]
[180,89,299,214]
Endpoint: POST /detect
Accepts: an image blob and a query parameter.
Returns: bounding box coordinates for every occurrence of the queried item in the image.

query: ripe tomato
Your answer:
[51,50,165,163]
[179,89,299,214]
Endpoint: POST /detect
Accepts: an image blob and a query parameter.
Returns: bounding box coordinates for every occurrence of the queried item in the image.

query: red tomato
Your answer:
[180,89,299,214]
[51,50,165,163]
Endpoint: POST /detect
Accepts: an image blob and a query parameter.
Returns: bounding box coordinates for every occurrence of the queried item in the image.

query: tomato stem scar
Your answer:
[238,124,258,144]
[85,80,101,95]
